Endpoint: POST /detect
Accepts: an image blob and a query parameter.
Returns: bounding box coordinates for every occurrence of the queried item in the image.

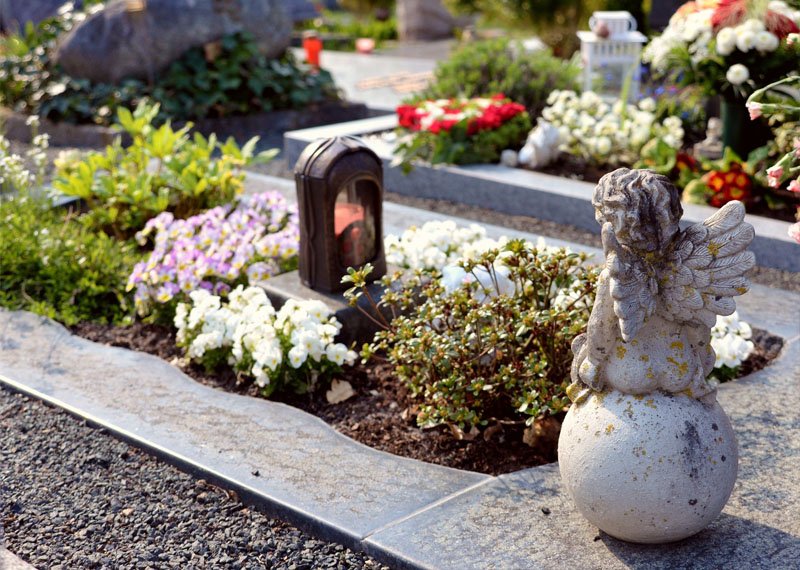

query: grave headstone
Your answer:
[286,0,317,22]
[53,0,291,85]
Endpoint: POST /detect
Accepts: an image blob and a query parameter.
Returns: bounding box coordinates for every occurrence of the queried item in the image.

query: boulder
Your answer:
[53,0,291,85]
[285,0,317,22]
[0,0,85,32]
[396,0,456,41]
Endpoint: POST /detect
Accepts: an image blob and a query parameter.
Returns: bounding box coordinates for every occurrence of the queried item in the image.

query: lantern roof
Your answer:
[294,136,382,181]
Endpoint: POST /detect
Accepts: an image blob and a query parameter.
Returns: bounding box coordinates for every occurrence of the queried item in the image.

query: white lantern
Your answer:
[577,11,647,99]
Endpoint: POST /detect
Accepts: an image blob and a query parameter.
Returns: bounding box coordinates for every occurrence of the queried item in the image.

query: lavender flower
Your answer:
[128,191,299,317]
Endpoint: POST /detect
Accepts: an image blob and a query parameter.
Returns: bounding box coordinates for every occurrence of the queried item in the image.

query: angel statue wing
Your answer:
[660,201,755,327]
[606,201,755,341]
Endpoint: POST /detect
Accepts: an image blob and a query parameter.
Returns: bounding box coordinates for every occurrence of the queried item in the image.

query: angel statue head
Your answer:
[593,168,683,252]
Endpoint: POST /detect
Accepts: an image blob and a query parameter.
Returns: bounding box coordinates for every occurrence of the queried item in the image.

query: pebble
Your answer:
[0,386,392,569]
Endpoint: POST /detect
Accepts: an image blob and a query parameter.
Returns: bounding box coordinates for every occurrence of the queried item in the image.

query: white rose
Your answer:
[726,64,750,85]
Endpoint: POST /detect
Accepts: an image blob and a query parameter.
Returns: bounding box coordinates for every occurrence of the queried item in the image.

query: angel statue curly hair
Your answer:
[592,168,683,251]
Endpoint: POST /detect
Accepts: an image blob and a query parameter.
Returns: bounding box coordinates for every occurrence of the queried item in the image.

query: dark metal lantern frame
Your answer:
[294,136,387,292]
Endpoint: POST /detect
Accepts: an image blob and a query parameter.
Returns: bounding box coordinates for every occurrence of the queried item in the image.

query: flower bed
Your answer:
[64,219,782,475]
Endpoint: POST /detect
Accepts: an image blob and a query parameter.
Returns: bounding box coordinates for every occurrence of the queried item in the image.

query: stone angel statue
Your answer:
[569,168,755,406]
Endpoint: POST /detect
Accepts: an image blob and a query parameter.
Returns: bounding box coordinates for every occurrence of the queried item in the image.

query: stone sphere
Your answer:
[558,389,738,543]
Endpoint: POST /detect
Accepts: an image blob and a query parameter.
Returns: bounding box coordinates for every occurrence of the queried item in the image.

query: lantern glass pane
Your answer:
[592,62,633,97]
[334,178,378,268]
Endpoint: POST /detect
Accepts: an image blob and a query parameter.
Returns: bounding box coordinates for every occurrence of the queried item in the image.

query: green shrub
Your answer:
[151,32,339,120]
[0,4,337,125]
[418,38,581,119]
[52,101,277,239]
[298,9,397,50]
[346,240,598,428]
[0,193,140,325]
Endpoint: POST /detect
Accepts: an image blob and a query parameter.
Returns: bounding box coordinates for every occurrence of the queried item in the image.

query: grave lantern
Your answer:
[294,136,387,293]
[577,11,646,99]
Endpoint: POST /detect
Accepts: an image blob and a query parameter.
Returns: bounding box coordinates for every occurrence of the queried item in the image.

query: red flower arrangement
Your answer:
[394,94,531,170]
[397,94,526,136]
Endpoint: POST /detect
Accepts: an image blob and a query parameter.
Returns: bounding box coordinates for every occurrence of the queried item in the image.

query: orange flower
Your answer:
[707,172,726,191]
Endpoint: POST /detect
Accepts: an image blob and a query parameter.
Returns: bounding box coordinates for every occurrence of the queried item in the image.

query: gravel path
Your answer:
[0,386,392,570]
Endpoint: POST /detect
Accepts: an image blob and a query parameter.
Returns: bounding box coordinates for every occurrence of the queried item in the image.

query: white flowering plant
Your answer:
[175,285,357,397]
[0,116,49,200]
[644,0,800,98]
[384,220,507,272]
[540,90,685,167]
[709,311,755,381]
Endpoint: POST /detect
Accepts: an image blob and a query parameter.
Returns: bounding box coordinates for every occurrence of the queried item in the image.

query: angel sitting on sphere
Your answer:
[569,168,755,406]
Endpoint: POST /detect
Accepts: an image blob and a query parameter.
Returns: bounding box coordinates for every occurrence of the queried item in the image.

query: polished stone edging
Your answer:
[284,115,799,273]
[1,195,798,569]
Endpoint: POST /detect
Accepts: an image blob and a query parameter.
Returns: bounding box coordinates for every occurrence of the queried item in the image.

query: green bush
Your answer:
[52,101,277,239]
[346,240,598,429]
[418,38,581,118]
[151,32,339,120]
[0,193,140,325]
[298,9,397,50]
[0,4,337,125]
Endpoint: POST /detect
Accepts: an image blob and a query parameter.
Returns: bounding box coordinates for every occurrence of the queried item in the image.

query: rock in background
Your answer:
[396,0,460,41]
[53,0,292,85]
[286,0,318,22]
[0,0,85,32]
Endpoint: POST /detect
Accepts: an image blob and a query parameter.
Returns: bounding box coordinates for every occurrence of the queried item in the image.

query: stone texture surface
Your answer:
[284,116,799,272]
[54,0,292,84]
[365,284,800,568]
[560,171,753,542]
[0,548,37,570]
[0,0,79,32]
[396,0,457,41]
[559,390,739,543]
[0,309,488,549]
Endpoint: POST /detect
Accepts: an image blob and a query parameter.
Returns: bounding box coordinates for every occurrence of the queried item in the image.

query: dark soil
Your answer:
[68,321,783,477]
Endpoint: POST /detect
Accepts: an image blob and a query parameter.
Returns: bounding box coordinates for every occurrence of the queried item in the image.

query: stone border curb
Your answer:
[284,115,799,273]
[0,548,38,570]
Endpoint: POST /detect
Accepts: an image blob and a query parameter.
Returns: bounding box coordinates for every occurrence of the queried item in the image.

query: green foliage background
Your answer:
[417,38,581,118]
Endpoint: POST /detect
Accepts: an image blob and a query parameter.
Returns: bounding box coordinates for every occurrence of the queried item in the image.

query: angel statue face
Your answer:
[593,169,683,251]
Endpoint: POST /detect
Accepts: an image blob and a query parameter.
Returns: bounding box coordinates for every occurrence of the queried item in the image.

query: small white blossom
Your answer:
[726,63,750,86]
